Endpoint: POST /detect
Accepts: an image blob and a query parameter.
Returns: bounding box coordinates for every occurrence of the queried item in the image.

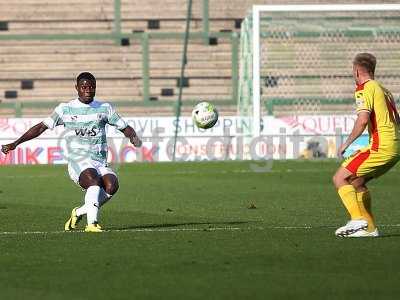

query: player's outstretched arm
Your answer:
[1,122,48,155]
[121,126,142,147]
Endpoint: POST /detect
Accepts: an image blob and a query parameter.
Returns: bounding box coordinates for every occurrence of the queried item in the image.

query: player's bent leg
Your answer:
[78,168,103,232]
[97,174,118,207]
[333,167,364,220]
[78,168,102,189]
[102,174,119,195]
[65,166,99,231]
[350,176,377,234]
[74,167,102,218]
[84,173,119,232]
[333,166,367,237]
[348,176,368,192]
[332,166,354,189]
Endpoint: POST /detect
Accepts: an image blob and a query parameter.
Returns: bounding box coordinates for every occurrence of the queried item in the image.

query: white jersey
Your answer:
[43,98,128,165]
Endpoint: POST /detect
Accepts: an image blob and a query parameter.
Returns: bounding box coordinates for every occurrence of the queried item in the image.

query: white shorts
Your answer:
[67,159,117,185]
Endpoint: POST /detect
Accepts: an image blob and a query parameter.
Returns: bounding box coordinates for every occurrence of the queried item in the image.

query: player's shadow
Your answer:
[110,220,256,231]
[375,233,400,238]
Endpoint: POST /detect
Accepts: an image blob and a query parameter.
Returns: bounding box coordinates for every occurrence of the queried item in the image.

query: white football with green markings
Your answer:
[192,102,219,129]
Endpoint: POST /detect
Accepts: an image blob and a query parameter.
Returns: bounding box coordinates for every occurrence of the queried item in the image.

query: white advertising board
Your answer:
[0,115,361,165]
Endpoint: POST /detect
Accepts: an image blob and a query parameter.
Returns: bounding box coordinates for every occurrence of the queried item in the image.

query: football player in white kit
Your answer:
[1,72,142,232]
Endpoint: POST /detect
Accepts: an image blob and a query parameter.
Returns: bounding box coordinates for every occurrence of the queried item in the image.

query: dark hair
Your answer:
[353,53,376,75]
[76,72,96,85]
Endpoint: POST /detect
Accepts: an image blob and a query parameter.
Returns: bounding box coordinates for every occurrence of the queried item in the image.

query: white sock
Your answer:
[99,188,112,207]
[75,187,111,218]
[76,205,86,217]
[85,185,101,224]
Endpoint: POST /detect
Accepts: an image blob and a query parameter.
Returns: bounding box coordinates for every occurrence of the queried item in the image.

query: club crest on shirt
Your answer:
[97,113,107,121]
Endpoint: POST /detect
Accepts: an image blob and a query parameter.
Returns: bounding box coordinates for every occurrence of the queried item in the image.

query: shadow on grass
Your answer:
[376,233,400,238]
[109,220,256,231]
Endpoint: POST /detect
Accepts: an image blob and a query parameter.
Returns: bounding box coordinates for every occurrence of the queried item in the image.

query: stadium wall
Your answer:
[0,115,367,164]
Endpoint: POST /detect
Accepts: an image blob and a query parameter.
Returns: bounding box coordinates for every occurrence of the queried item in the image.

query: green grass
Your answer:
[1,160,400,300]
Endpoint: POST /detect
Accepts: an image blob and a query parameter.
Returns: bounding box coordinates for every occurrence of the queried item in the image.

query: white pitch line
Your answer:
[1,224,400,236]
[0,226,245,236]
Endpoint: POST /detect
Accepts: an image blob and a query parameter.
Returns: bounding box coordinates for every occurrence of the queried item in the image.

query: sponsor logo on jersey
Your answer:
[74,126,99,137]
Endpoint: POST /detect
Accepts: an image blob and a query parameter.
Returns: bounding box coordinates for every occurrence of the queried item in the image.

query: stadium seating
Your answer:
[0,0,241,116]
[1,0,400,117]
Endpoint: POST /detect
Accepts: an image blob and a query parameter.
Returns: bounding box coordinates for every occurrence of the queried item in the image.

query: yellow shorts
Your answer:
[342,147,400,178]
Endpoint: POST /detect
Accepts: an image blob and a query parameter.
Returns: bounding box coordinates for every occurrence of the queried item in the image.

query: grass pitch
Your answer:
[1,160,400,300]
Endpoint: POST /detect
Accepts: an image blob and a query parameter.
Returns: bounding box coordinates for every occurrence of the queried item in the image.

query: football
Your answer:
[192,102,219,129]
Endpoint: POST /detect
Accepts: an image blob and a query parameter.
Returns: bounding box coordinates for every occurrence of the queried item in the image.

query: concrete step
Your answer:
[0,70,143,80]
[0,53,142,63]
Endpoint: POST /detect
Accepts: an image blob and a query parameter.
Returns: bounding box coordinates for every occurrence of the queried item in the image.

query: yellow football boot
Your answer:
[64,207,82,231]
[85,223,103,233]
